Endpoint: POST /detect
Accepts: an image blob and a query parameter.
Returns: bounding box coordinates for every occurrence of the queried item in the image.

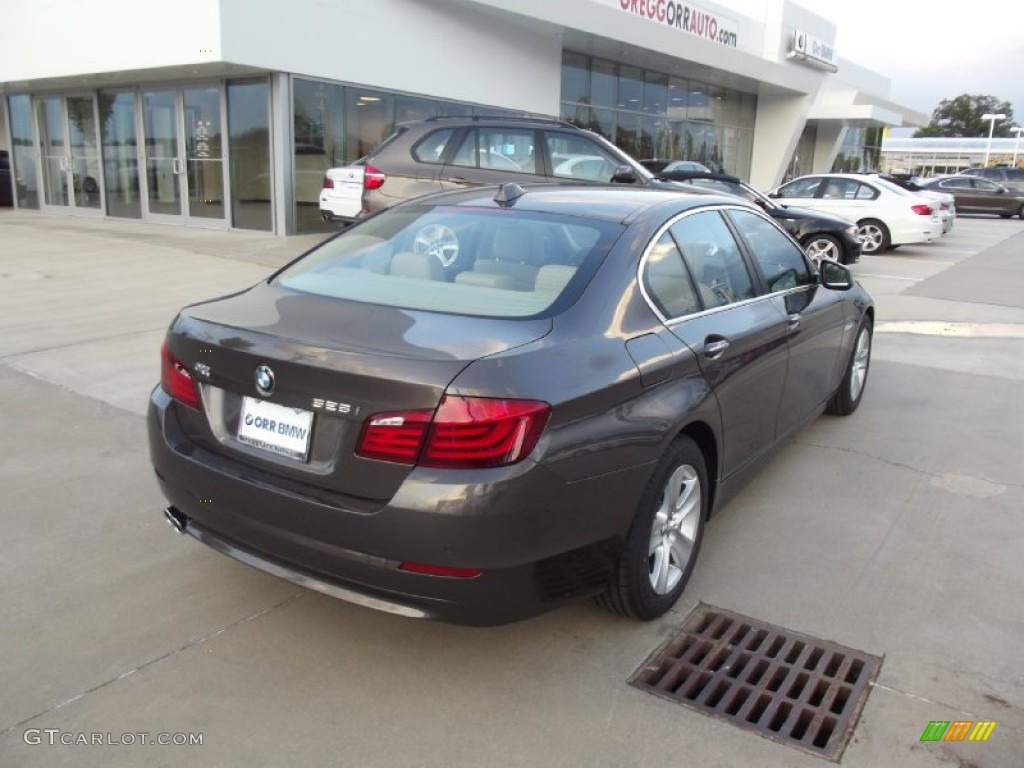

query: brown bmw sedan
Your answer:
[149,183,874,625]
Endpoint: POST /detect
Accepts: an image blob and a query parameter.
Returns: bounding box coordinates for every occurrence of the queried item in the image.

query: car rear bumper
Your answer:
[890,218,943,246]
[148,388,647,625]
[318,192,361,221]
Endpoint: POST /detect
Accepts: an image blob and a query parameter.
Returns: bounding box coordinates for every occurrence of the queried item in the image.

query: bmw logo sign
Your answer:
[255,365,275,396]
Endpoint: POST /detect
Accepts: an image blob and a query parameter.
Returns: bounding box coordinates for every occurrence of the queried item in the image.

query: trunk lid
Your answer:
[167,281,551,500]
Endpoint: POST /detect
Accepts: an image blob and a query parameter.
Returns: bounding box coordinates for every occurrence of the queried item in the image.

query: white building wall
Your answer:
[219,0,563,115]
[1,0,222,81]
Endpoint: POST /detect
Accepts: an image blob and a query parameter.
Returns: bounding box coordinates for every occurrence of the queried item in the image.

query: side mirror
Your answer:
[767,190,781,199]
[819,260,853,290]
[611,165,638,185]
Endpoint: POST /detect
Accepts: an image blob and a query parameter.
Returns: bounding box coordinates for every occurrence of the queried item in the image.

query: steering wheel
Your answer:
[413,224,460,268]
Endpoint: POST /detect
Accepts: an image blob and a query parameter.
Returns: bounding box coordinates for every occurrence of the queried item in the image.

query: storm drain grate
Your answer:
[630,604,881,762]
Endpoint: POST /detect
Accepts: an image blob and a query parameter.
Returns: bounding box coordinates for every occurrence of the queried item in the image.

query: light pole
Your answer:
[981,112,1006,167]
[1012,126,1023,167]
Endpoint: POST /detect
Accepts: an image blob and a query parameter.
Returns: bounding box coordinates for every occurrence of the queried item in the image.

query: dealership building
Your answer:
[0,0,927,235]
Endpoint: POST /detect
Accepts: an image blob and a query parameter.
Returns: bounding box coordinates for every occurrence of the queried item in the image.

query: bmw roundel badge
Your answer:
[255,365,275,396]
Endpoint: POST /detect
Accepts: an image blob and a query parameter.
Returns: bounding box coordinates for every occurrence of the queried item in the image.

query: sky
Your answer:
[724,0,1023,128]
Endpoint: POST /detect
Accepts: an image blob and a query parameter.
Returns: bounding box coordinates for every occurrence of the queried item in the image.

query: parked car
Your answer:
[919,175,1024,219]
[869,173,956,234]
[655,170,861,265]
[319,158,366,223]
[149,183,874,626]
[769,173,943,254]
[357,116,690,216]
[961,166,1024,193]
[662,160,713,174]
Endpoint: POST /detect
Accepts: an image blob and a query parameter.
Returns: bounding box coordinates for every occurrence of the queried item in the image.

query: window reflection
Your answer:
[228,80,271,231]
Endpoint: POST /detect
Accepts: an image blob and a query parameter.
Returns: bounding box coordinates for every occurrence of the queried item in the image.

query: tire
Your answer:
[1018,206,1024,220]
[856,219,890,255]
[597,436,707,620]
[803,233,842,265]
[827,317,872,416]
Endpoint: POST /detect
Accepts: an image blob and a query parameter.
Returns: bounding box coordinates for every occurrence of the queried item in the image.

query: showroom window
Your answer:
[559,52,755,179]
[228,79,272,232]
[291,77,534,233]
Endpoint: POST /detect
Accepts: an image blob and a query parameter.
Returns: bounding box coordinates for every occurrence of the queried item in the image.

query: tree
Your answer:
[914,94,1014,138]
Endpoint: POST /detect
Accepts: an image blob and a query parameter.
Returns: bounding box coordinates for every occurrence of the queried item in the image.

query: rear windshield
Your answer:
[276,205,624,318]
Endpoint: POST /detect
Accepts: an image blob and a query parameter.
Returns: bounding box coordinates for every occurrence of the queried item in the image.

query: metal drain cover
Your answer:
[630,604,881,762]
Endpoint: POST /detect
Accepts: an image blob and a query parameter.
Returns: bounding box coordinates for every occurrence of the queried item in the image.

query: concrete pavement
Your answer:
[1,209,1021,767]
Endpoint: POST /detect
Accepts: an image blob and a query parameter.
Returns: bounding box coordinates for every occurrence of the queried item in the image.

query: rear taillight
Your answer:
[160,340,200,409]
[363,164,386,190]
[321,176,334,189]
[911,204,933,216]
[356,396,550,469]
[356,409,432,463]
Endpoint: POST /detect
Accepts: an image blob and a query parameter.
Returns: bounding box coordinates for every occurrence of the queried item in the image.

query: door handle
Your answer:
[172,158,184,175]
[445,176,470,185]
[704,337,730,358]
[787,314,801,331]
[59,156,70,172]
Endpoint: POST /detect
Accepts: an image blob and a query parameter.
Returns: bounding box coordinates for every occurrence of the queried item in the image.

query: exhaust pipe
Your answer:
[164,506,188,534]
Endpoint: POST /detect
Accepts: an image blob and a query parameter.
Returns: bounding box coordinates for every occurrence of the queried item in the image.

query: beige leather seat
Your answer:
[455,225,543,291]
[389,251,445,280]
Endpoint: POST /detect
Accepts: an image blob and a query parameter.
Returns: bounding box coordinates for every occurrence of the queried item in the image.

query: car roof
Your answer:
[392,183,752,223]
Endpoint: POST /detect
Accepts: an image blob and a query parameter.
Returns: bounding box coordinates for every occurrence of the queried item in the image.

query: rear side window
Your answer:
[275,206,623,318]
[979,168,1001,180]
[669,210,756,307]
[642,232,701,318]
[411,129,456,164]
[938,177,971,189]
[450,128,537,174]
[727,209,813,293]
[1006,168,1024,181]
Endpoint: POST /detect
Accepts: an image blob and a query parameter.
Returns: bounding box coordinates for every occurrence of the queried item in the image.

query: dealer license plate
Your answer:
[237,397,314,461]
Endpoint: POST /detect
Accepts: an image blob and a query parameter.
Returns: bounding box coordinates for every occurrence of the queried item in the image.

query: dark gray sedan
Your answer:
[149,184,874,625]
[921,175,1024,219]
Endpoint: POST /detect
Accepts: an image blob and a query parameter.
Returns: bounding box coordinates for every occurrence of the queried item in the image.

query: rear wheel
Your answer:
[803,233,842,265]
[598,436,707,620]
[827,317,872,416]
[1018,205,1024,220]
[857,219,890,255]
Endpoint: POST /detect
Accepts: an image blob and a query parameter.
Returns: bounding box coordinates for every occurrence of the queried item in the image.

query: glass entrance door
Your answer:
[141,86,228,227]
[142,90,182,220]
[36,95,102,214]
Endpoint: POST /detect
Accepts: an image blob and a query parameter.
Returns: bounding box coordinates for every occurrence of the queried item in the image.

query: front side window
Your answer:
[777,177,822,198]
[669,210,756,308]
[546,132,623,182]
[728,210,812,293]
